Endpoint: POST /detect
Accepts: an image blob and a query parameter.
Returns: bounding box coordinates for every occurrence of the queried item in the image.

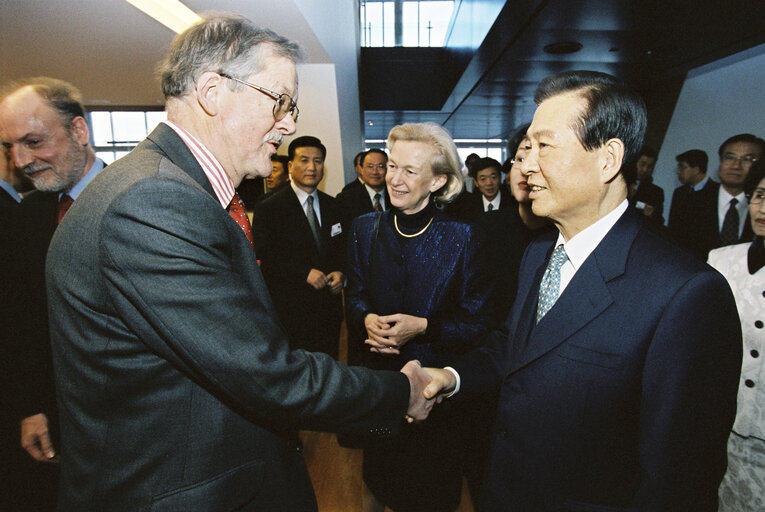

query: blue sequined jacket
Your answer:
[345,209,496,369]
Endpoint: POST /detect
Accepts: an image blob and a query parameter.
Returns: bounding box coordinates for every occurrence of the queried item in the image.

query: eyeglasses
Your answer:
[751,189,765,205]
[722,153,758,166]
[365,163,387,170]
[218,72,299,122]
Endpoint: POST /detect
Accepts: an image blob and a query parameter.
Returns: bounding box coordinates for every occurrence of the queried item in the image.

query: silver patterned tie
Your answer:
[305,195,322,252]
[536,244,568,324]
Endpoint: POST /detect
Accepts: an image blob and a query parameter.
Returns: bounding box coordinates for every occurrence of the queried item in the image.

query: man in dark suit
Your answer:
[43,15,433,511]
[253,136,346,358]
[0,77,107,511]
[340,150,367,193]
[336,148,389,226]
[630,145,665,226]
[669,136,763,260]
[422,70,741,511]
[459,156,526,321]
[668,149,716,258]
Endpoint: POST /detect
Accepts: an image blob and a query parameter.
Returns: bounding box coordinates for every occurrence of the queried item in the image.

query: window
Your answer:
[89,110,166,164]
[361,0,455,47]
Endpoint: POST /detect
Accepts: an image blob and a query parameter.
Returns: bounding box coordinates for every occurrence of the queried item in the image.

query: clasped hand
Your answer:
[399,361,459,423]
[365,313,427,354]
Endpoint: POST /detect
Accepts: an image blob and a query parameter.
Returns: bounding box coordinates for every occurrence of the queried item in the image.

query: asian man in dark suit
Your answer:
[421,70,741,511]
[43,15,434,511]
[336,148,390,227]
[0,77,107,511]
[679,134,762,260]
[667,148,715,259]
[253,136,346,358]
[630,145,665,226]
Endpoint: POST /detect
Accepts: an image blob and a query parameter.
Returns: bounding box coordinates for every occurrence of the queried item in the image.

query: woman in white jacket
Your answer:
[709,159,765,512]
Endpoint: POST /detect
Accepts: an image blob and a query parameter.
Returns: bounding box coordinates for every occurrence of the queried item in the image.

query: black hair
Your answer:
[676,149,708,173]
[469,157,502,179]
[288,135,326,160]
[718,133,765,159]
[534,70,646,167]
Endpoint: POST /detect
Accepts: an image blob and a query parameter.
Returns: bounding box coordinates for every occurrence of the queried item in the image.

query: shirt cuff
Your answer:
[443,366,460,397]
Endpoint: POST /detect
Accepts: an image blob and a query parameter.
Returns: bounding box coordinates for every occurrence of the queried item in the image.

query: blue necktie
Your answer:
[536,244,568,324]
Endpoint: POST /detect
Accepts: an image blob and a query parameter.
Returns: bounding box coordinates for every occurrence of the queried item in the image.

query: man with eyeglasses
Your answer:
[337,148,390,231]
[682,133,764,260]
[44,14,434,512]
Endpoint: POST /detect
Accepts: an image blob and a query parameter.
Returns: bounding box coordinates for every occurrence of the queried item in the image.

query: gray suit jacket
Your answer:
[46,123,408,511]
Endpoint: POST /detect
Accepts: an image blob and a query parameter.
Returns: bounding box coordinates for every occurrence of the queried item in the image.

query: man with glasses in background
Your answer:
[688,133,763,260]
[44,14,433,511]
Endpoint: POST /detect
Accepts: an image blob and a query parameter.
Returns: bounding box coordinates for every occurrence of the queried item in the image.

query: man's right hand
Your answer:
[20,413,57,462]
[399,360,435,422]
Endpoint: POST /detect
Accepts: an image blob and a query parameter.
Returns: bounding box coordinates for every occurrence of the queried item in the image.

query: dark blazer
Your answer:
[345,209,495,369]
[9,190,60,430]
[632,177,665,225]
[46,123,409,511]
[457,188,516,221]
[253,185,346,356]
[669,179,753,260]
[340,177,364,193]
[454,209,741,511]
[336,182,389,227]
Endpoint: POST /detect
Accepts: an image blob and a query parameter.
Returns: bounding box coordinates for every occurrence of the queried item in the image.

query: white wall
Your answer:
[653,43,765,222]
[285,64,346,195]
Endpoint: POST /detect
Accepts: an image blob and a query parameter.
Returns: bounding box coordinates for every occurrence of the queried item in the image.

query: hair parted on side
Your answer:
[534,70,646,168]
[158,12,303,99]
[386,122,463,205]
[718,133,765,158]
[1,77,85,128]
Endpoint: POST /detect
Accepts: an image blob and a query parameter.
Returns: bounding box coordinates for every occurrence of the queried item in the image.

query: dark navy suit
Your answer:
[454,209,741,511]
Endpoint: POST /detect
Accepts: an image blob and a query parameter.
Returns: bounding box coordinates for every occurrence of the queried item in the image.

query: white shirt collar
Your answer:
[482,190,501,211]
[556,199,629,274]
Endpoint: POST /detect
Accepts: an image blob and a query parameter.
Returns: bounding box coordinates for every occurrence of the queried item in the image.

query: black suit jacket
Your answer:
[46,123,408,511]
[669,179,753,260]
[632,177,665,225]
[340,177,364,193]
[454,209,741,511]
[253,186,346,354]
[336,182,389,227]
[8,190,60,434]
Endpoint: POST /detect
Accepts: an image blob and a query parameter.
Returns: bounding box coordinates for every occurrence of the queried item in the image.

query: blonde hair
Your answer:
[386,122,463,205]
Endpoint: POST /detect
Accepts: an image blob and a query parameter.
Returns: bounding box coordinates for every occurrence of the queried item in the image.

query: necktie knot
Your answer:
[487,203,494,211]
[536,244,568,324]
[57,194,74,224]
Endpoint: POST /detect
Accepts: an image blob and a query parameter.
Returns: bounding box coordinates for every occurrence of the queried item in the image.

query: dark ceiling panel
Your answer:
[363,0,765,142]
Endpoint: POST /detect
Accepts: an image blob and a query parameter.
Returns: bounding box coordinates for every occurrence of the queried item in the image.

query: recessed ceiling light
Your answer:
[125,0,202,34]
[543,41,583,55]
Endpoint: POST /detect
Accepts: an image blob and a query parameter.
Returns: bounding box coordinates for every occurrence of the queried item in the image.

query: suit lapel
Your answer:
[508,210,640,374]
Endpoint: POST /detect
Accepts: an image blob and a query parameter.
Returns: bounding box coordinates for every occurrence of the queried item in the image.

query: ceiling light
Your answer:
[126,0,202,34]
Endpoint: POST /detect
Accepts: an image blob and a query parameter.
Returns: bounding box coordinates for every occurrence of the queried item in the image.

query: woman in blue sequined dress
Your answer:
[345,123,496,512]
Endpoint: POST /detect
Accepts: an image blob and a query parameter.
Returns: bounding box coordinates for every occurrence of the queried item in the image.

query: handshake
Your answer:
[399,360,457,423]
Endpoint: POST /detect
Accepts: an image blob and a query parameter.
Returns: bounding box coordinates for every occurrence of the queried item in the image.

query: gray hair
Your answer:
[386,122,464,205]
[158,13,303,98]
